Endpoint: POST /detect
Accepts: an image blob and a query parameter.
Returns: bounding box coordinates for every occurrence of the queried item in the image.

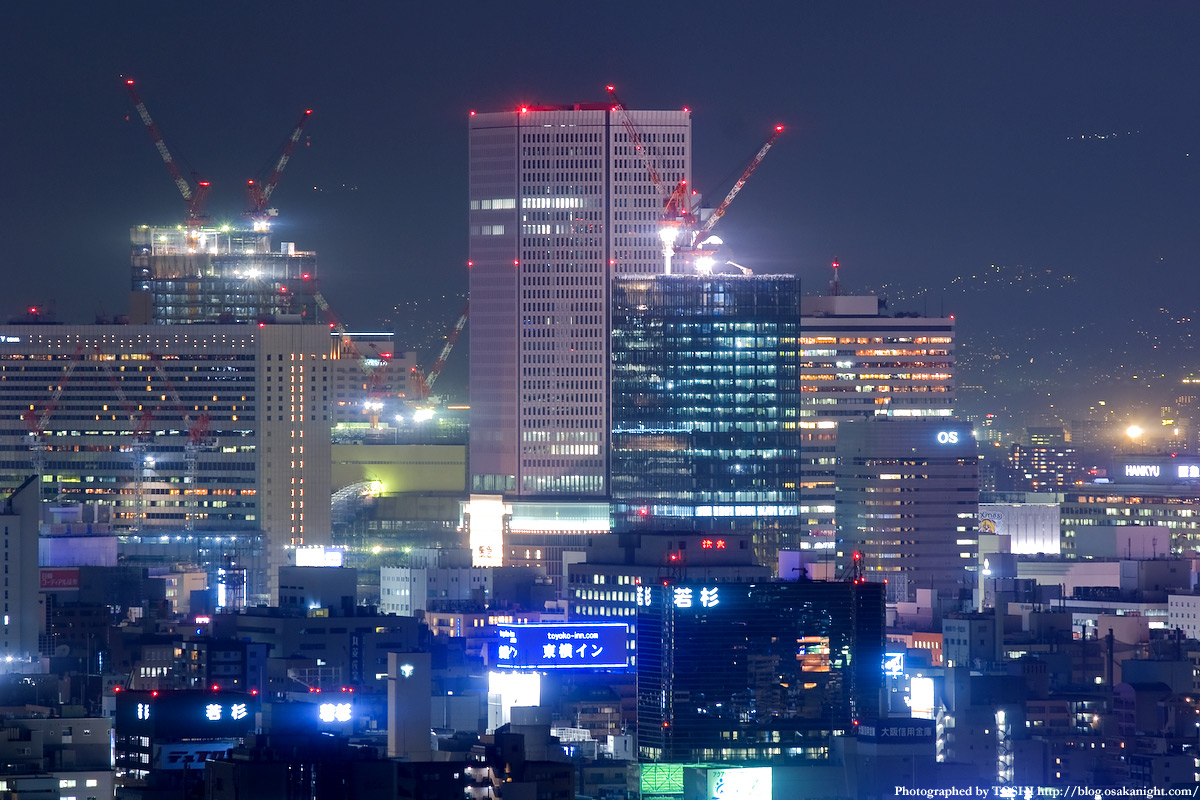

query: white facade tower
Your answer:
[469,103,691,497]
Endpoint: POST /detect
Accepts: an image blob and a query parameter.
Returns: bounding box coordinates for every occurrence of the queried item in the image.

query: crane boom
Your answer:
[423,306,469,394]
[692,125,784,243]
[248,108,314,219]
[606,85,667,200]
[123,79,210,224]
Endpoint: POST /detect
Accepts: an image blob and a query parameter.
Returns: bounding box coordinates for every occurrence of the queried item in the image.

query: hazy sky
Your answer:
[3,2,1198,334]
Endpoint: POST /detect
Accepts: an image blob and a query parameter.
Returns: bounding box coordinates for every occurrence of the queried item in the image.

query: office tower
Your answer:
[468,103,691,497]
[610,273,803,566]
[835,417,979,602]
[800,296,955,547]
[0,325,332,602]
[129,225,320,325]
[636,579,885,764]
[0,477,40,659]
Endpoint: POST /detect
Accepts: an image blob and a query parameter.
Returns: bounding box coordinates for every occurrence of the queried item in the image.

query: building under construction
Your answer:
[123,79,320,327]
[129,225,320,325]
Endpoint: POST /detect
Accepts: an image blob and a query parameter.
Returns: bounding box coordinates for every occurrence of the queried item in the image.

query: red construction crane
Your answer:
[123,78,211,225]
[675,124,784,274]
[21,346,86,517]
[246,108,314,228]
[313,291,393,427]
[409,305,469,408]
[606,85,695,272]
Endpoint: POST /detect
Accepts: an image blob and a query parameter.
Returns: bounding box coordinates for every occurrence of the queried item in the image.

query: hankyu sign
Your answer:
[1125,464,1160,478]
[493,623,627,670]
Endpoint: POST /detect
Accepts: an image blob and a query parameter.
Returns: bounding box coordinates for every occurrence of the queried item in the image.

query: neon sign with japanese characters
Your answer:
[492,623,627,670]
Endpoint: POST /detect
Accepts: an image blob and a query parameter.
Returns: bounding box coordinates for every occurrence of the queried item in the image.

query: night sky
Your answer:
[3,3,1199,407]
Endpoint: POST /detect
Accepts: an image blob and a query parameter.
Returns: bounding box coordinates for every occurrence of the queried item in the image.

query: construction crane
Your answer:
[246,108,314,230]
[123,78,211,226]
[313,291,393,428]
[148,353,217,531]
[21,346,86,519]
[408,305,469,411]
[677,125,784,274]
[606,85,694,273]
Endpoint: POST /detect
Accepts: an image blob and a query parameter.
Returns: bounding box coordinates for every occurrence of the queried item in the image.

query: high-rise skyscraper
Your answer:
[800,296,955,548]
[835,417,979,602]
[468,103,691,497]
[610,273,803,566]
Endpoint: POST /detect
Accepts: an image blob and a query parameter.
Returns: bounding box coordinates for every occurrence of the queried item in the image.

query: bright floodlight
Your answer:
[1126,425,1143,440]
[695,256,715,274]
[658,227,678,245]
[413,408,435,423]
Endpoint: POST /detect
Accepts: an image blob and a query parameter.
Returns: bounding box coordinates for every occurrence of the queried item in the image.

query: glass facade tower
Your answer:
[636,579,885,764]
[611,274,802,566]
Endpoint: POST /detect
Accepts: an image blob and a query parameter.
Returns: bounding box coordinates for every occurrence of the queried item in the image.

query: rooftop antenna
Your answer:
[829,259,841,296]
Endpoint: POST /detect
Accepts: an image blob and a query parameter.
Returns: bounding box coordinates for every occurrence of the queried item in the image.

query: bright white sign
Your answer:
[707,767,772,800]
[673,586,720,609]
[936,431,960,444]
[318,702,352,723]
[1125,464,1160,478]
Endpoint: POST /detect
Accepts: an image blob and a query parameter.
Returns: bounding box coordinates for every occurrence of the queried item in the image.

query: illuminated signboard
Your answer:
[707,767,772,800]
[318,702,352,723]
[493,623,627,670]
[936,430,961,444]
[1125,464,1160,478]
[672,586,720,608]
[39,568,80,591]
[294,546,344,567]
[857,719,935,741]
[115,691,258,739]
[883,652,905,677]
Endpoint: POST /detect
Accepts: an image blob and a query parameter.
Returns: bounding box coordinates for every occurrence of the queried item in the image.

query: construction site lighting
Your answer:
[413,408,435,423]
[658,227,678,245]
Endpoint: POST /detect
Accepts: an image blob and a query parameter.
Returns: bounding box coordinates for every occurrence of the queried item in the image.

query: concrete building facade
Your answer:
[468,103,691,498]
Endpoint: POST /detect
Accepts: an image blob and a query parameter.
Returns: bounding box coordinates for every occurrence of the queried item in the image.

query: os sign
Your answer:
[936,431,960,444]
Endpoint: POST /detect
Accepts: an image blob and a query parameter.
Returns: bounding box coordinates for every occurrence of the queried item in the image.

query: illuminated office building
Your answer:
[468,103,691,497]
[835,417,979,602]
[800,296,955,547]
[636,579,885,763]
[1059,454,1200,556]
[610,274,803,566]
[0,325,332,602]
